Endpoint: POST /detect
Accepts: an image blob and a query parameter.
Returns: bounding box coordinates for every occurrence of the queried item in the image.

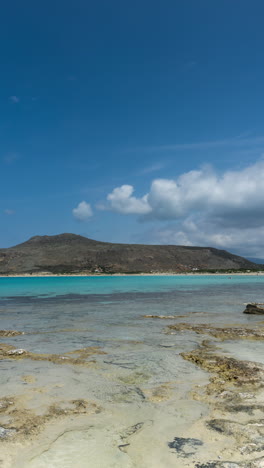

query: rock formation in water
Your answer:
[243,303,264,315]
[0,233,257,275]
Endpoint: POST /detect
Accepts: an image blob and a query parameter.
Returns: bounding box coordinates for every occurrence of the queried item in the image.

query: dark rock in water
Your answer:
[168,436,203,457]
[243,303,264,315]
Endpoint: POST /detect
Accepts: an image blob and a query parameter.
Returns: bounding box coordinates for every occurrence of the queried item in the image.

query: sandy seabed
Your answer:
[0,276,264,467]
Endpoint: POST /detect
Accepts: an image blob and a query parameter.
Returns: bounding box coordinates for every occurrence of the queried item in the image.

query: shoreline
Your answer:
[0,271,264,278]
[1,276,264,466]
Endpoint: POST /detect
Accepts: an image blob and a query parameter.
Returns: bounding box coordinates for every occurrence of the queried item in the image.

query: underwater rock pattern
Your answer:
[0,427,16,439]
[0,395,100,441]
[168,436,203,457]
[0,342,105,366]
[0,330,24,337]
[179,339,264,466]
[168,323,264,340]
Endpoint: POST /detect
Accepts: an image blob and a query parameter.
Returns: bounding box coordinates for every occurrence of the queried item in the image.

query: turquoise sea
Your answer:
[1,274,264,298]
[0,275,264,467]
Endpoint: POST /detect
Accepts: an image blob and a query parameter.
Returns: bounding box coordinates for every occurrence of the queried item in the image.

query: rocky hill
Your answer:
[0,233,256,274]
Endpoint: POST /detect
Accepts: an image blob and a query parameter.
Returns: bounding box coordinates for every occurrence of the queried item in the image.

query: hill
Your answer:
[0,233,257,275]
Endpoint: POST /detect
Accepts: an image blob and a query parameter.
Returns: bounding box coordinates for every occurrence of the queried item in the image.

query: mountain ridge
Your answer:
[0,233,257,274]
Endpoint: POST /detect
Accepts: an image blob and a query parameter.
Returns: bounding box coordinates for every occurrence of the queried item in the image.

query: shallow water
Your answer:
[0,275,264,467]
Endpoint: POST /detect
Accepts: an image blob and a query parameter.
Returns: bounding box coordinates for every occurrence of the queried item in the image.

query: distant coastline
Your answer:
[1,271,264,278]
[0,233,257,276]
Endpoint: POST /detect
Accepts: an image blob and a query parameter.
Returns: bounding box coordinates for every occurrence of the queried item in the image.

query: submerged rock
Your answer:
[144,315,179,319]
[181,349,264,388]
[243,304,264,315]
[196,459,264,467]
[0,426,16,439]
[0,342,105,366]
[0,330,24,337]
[168,323,264,340]
[180,342,264,464]
[0,395,100,441]
[0,399,14,411]
[168,436,203,457]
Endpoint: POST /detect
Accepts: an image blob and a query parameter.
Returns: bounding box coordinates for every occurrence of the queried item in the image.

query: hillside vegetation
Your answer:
[0,234,257,275]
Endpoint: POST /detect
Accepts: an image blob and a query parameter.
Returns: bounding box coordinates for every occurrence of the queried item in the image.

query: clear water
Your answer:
[1,274,264,298]
[0,275,264,467]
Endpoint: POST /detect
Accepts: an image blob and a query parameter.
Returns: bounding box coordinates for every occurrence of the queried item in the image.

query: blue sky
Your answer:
[1,0,264,257]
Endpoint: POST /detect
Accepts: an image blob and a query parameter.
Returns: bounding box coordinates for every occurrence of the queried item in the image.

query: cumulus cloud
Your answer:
[104,160,264,226]
[106,185,151,215]
[150,219,264,258]
[72,201,93,221]
[101,160,264,257]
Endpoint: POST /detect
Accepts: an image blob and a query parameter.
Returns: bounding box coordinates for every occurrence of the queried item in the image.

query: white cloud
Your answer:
[9,96,20,103]
[106,185,151,215]
[102,159,264,257]
[72,201,93,221]
[104,160,264,226]
[150,220,264,258]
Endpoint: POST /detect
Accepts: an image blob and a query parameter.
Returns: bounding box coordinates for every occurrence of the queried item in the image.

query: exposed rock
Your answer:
[168,323,264,340]
[0,330,24,337]
[0,343,105,367]
[144,313,205,319]
[179,341,264,464]
[206,417,264,454]
[244,304,264,315]
[181,349,264,389]
[7,349,26,355]
[0,395,100,441]
[144,314,179,319]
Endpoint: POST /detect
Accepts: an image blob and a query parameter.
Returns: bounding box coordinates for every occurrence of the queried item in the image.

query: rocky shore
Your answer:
[181,340,264,467]
[167,322,264,466]
[1,313,264,467]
